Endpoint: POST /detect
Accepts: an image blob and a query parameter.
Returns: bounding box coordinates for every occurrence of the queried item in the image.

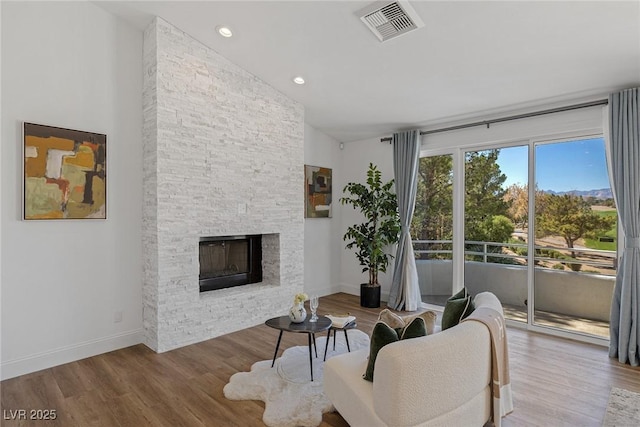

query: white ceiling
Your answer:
[97,1,640,142]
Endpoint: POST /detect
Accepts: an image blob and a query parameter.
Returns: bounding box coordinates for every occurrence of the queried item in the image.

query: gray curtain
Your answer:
[607,87,640,366]
[388,130,422,311]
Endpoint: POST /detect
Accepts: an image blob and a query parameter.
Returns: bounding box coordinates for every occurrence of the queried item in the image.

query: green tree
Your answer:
[464,150,508,242]
[341,163,401,287]
[411,155,453,241]
[412,151,513,260]
[410,155,454,260]
[536,193,616,255]
[482,215,515,244]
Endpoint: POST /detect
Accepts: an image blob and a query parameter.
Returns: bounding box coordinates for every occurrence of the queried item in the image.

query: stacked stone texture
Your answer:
[143,18,304,352]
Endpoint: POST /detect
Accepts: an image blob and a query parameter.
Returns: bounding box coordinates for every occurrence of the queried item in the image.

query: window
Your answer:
[463,146,529,323]
[533,138,615,338]
[413,132,616,341]
[412,154,453,305]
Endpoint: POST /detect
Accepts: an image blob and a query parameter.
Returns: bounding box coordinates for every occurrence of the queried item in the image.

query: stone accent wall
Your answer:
[142,18,304,352]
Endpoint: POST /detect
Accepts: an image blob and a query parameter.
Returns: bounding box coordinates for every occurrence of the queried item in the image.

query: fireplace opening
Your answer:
[199,235,262,292]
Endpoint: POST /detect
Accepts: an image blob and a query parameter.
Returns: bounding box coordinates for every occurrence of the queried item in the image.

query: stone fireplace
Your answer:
[199,234,263,292]
[142,17,304,353]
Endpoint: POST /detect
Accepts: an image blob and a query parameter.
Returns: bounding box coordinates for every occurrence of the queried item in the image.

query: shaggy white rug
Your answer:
[223,329,370,427]
[602,387,640,426]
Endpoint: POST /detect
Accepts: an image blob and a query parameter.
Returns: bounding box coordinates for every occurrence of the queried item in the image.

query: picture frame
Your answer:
[304,165,332,218]
[23,122,107,220]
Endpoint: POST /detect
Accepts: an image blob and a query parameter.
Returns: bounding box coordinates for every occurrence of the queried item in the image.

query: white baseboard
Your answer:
[303,284,343,298]
[1,329,143,380]
[336,282,359,296]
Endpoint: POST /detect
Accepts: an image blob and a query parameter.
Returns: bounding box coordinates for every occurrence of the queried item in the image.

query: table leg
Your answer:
[308,333,314,381]
[344,329,351,352]
[333,328,337,350]
[323,329,331,361]
[312,333,318,358]
[271,330,283,368]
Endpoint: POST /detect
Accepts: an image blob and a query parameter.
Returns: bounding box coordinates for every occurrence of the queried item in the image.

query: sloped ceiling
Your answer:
[97,1,640,142]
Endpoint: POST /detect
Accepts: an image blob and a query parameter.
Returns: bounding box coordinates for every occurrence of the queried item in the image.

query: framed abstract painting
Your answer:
[23,122,107,220]
[304,165,332,218]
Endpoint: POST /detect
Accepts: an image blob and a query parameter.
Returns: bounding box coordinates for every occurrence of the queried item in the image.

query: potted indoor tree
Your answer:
[341,163,400,308]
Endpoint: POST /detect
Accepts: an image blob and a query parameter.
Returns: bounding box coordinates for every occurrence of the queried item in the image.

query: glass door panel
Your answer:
[412,154,453,305]
[464,146,529,323]
[533,138,615,338]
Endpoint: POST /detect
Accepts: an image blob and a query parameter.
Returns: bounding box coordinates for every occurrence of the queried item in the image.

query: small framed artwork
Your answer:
[304,165,332,218]
[23,122,106,220]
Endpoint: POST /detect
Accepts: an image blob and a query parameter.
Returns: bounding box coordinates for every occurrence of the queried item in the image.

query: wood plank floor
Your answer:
[1,293,639,426]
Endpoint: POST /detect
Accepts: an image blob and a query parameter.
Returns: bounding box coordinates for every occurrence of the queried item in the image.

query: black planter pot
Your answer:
[360,284,381,308]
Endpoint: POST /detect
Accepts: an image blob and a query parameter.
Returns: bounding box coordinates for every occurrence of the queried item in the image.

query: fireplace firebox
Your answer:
[199,235,262,292]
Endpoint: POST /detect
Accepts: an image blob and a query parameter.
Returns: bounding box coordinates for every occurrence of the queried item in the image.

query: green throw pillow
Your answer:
[441,288,475,330]
[400,317,427,340]
[450,287,467,300]
[364,317,427,381]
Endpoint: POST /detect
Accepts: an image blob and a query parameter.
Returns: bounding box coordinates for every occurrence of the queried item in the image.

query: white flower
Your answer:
[294,293,308,305]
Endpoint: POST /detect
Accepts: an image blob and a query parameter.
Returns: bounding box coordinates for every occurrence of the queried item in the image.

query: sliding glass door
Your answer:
[463,145,529,323]
[412,154,454,306]
[414,135,616,340]
[533,138,615,338]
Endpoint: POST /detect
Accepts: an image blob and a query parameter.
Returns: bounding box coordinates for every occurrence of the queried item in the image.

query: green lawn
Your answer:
[584,209,618,251]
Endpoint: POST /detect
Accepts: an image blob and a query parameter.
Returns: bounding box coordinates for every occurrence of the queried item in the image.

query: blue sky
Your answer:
[496,138,611,192]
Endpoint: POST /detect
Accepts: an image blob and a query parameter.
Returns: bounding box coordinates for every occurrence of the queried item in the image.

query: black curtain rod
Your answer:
[380,99,609,143]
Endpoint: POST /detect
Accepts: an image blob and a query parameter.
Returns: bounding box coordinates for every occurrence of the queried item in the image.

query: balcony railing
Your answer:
[413,239,615,338]
[413,239,617,272]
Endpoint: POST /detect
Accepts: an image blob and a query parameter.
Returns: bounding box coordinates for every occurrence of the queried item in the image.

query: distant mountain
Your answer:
[543,188,613,199]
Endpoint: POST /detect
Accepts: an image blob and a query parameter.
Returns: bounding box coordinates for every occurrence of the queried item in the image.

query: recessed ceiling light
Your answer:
[216,26,233,38]
[293,76,305,85]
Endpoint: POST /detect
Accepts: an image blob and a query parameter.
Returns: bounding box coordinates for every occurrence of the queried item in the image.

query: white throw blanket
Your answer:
[463,307,514,426]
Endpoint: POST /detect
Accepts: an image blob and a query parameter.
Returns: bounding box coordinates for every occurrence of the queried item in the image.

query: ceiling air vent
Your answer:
[357,1,424,42]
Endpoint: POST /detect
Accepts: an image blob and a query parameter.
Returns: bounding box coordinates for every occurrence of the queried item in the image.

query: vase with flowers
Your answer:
[289,292,308,323]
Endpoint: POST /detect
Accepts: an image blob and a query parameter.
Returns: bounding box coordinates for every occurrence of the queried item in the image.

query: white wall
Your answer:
[1,1,143,380]
[0,3,3,372]
[338,136,396,300]
[303,124,343,297]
